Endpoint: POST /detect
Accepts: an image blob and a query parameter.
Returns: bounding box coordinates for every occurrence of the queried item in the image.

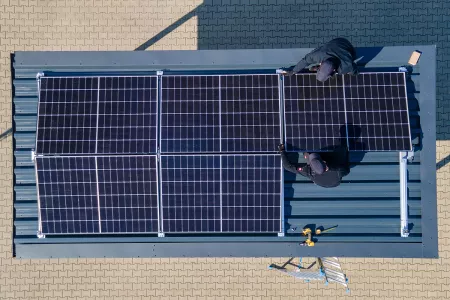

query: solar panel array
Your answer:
[161,75,281,153]
[36,74,283,235]
[36,76,158,155]
[35,72,411,236]
[284,72,411,152]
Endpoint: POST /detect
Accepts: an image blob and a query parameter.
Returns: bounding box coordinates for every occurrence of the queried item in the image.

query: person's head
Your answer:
[316,58,339,82]
[305,153,328,175]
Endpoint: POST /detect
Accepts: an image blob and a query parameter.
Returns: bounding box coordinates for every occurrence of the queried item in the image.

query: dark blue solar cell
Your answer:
[36,156,100,234]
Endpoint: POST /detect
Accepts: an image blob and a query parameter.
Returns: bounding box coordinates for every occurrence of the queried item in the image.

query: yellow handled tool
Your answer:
[300,226,338,247]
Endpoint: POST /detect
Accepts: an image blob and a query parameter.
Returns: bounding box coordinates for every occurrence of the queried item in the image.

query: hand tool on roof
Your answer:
[300,226,338,247]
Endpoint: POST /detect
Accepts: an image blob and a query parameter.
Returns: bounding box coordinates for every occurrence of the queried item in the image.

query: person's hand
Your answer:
[280,68,294,76]
[278,144,285,152]
[282,70,294,76]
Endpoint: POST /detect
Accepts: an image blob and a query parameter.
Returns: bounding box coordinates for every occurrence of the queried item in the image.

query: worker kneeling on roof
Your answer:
[278,144,350,188]
[281,37,358,82]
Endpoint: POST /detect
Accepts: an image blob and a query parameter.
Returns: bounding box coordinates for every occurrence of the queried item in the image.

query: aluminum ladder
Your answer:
[269,257,350,292]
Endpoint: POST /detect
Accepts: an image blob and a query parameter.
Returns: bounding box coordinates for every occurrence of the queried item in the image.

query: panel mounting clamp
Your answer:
[36,72,45,79]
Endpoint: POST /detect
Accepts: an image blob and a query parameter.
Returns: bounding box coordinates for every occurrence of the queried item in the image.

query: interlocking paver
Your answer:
[1,0,449,299]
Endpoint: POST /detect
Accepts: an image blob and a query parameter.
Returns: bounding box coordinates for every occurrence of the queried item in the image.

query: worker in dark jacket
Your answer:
[282,38,358,82]
[278,144,350,188]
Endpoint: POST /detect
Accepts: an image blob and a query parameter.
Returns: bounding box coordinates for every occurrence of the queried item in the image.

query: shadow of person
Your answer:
[340,123,366,166]
[283,151,300,183]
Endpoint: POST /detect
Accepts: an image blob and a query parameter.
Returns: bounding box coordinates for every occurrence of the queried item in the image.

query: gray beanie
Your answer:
[317,58,338,82]
[305,153,326,175]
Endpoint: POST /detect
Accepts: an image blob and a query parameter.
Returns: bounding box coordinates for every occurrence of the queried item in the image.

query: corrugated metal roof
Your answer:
[12,47,437,258]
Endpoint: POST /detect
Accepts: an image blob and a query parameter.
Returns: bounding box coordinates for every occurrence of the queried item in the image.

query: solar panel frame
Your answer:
[35,76,159,155]
[160,74,282,154]
[36,155,160,235]
[159,154,283,234]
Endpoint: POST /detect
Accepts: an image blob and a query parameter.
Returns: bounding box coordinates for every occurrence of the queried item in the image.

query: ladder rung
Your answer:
[326,274,346,281]
[322,260,342,269]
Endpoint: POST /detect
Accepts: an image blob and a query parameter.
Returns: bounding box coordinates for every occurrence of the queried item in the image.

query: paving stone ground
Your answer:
[1,1,449,299]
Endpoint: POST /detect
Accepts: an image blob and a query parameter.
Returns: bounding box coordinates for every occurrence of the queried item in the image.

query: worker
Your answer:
[281,38,358,82]
[278,144,350,188]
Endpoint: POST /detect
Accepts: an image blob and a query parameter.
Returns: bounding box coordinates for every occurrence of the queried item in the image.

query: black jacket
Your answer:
[280,148,349,188]
[291,38,357,75]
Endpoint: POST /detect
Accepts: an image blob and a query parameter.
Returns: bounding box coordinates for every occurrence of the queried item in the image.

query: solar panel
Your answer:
[220,75,281,152]
[36,156,100,234]
[160,154,282,233]
[160,74,281,153]
[97,77,158,154]
[221,155,282,233]
[160,76,221,153]
[344,73,412,151]
[36,155,159,234]
[284,74,346,151]
[97,156,159,233]
[160,155,221,232]
[284,72,411,151]
[36,77,98,154]
[36,76,158,155]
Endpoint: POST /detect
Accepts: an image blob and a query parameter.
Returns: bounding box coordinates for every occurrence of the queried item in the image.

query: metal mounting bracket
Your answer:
[399,151,414,237]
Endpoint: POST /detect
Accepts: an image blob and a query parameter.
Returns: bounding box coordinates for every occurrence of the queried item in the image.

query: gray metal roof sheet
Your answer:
[12,46,437,258]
